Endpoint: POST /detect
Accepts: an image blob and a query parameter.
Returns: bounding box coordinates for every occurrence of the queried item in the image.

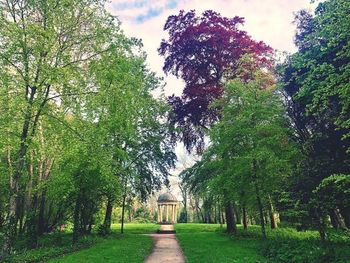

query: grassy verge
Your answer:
[175,223,350,263]
[48,233,152,263]
[2,223,158,263]
[175,223,267,263]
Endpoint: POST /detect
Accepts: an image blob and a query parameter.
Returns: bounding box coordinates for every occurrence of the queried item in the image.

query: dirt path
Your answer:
[144,225,185,263]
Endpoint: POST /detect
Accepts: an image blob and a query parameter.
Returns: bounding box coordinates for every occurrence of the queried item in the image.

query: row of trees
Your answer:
[159,0,349,241]
[0,0,175,259]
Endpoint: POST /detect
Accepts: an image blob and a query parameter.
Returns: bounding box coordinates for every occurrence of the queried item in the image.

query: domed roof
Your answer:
[157,192,177,202]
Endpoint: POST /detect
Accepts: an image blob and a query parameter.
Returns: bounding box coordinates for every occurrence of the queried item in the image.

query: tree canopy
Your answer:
[159,10,273,153]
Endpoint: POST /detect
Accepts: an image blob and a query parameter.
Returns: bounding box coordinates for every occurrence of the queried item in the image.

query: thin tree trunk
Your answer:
[334,208,348,231]
[72,192,82,244]
[314,209,327,243]
[242,203,248,230]
[329,209,340,229]
[26,194,38,248]
[38,190,47,235]
[233,203,240,225]
[268,195,277,229]
[253,160,266,239]
[103,197,113,232]
[1,87,38,259]
[18,197,25,235]
[339,207,350,229]
[121,176,127,234]
[221,211,225,225]
[256,185,266,239]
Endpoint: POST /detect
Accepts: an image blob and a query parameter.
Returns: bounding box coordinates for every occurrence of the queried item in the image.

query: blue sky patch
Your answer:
[112,0,179,23]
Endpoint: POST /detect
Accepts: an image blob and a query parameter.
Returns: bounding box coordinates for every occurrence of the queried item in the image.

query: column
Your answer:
[174,204,177,223]
[170,205,173,223]
[172,205,175,223]
[157,205,160,223]
[166,204,169,222]
[160,205,163,222]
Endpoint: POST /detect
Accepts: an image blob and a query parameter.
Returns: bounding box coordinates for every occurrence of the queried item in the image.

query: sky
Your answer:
[105,0,318,197]
[106,0,318,98]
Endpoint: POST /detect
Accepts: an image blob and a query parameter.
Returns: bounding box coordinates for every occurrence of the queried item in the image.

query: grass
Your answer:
[3,223,158,263]
[175,223,268,263]
[175,223,350,263]
[48,234,152,263]
[48,223,158,263]
[3,223,349,262]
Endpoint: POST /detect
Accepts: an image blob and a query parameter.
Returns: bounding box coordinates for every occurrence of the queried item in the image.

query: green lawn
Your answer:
[175,223,268,263]
[2,223,158,263]
[175,223,350,263]
[49,223,158,263]
[4,223,349,262]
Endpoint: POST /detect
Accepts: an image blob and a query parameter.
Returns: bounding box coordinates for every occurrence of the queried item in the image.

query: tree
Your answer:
[0,0,123,256]
[277,0,350,238]
[159,10,273,152]
[0,0,176,257]
[208,71,295,238]
[88,45,176,235]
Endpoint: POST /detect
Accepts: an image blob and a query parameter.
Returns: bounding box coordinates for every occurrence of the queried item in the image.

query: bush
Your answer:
[262,228,350,263]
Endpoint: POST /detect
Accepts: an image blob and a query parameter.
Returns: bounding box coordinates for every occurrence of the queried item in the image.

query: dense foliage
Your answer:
[0,0,175,260]
[159,10,273,153]
[164,0,350,259]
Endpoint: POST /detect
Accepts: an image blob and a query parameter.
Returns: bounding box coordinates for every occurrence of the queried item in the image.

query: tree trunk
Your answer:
[72,192,82,244]
[242,203,248,230]
[339,207,350,229]
[253,159,266,239]
[87,216,93,234]
[1,195,18,260]
[221,211,225,225]
[314,208,327,243]
[103,198,113,232]
[334,208,348,231]
[38,190,47,235]
[268,195,278,229]
[233,203,240,225]
[255,183,266,239]
[121,176,127,234]
[225,201,236,234]
[218,202,222,226]
[18,197,25,235]
[329,209,340,229]
[1,87,37,259]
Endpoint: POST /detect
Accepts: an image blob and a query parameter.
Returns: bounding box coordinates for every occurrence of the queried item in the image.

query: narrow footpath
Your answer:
[145,225,185,263]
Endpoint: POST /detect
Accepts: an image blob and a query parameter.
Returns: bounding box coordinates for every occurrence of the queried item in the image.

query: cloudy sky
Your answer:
[106,0,317,97]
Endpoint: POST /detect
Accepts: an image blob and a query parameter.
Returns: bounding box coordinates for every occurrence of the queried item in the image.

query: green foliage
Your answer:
[0,0,175,257]
[3,233,100,263]
[276,0,350,238]
[133,207,154,223]
[262,228,350,263]
[313,174,350,211]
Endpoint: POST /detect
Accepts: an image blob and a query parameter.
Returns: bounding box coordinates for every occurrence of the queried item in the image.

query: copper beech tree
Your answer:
[159,10,273,153]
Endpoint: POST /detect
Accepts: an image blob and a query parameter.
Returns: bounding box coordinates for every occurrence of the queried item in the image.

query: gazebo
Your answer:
[157,192,178,224]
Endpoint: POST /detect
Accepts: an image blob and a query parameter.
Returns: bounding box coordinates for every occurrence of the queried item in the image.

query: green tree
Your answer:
[277,0,350,236]
[210,71,294,238]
